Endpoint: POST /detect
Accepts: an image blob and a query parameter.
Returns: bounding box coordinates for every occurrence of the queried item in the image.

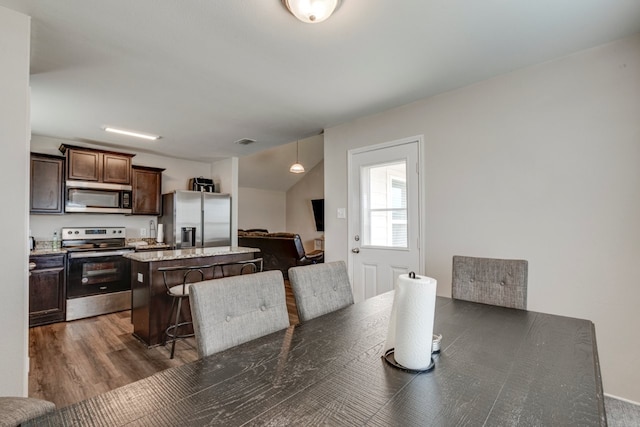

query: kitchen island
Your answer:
[125,246,259,346]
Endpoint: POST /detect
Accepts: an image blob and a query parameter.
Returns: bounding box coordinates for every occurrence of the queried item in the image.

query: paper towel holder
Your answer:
[383,349,435,373]
[382,271,438,373]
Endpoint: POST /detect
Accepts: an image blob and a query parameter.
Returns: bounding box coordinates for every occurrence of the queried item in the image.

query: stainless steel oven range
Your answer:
[62,227,133,321]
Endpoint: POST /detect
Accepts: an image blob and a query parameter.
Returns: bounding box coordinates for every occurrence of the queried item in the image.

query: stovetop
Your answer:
[61,227,128,252]
[62,227,126,240]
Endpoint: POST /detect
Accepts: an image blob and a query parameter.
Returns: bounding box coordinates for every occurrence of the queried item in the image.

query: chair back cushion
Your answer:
[190,270,290,358]
[452,255,528,309]
[288,261,354,322]
[0,397,55,426]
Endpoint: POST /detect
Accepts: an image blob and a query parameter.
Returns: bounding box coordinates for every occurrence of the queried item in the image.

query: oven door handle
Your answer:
[68,250,134,259]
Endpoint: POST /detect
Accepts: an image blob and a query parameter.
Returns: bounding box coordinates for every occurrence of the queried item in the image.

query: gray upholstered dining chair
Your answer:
[288,261,354,322]
[451,255,528,310]
[0,396,56,426]
[189,270,290,359]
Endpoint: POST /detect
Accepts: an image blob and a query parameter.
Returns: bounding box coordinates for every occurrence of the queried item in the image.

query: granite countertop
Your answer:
[127,242,171,251]
[139,244,171,250]
[123,246,259,262]
[30,249,67,256]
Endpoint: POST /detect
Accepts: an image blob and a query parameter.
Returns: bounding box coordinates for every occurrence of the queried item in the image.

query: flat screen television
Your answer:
[311,199,324,232]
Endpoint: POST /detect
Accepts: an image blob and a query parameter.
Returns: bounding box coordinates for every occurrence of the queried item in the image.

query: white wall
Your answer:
[29,135,215,241]
[238,187,286,232]
[286,160,324,252]
[0,5,30,396]
[324,34,640,402]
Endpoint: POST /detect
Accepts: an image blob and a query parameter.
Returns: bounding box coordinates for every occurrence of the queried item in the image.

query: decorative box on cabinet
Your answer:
[30,153,65,214]
[132,165,165,215]
[59,144,134,185]
[29,253,66,327]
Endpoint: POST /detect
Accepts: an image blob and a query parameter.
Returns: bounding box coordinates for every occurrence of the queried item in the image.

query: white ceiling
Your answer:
[2,1,640,174]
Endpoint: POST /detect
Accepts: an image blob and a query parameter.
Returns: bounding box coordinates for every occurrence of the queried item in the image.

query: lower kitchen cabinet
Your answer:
[29,253,66,327]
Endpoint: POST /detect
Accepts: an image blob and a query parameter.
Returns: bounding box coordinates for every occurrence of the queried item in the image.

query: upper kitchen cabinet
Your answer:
[132,165,165,215]
[30,153,65,214]
[59,144,134,185]
[103,152,133,184]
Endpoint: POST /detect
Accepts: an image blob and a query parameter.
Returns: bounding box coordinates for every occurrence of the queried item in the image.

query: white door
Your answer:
[348,138,421,302]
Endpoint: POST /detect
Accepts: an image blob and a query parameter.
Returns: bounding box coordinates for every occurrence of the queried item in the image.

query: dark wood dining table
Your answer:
[27,292,606,426]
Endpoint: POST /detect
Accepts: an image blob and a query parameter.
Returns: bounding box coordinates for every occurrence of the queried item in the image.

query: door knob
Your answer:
[351,248,360,254]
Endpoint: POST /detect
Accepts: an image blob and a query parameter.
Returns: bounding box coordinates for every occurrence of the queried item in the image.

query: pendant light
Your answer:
[289,140,305,173]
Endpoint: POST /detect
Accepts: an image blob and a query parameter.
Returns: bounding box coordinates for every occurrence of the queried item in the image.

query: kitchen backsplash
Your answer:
[29,213,160,242]
[33,237,164,251]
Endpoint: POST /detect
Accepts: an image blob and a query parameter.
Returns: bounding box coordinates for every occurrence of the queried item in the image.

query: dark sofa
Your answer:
[238,231,324,279]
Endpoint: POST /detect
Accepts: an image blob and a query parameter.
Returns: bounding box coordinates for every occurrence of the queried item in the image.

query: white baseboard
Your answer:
[604,393,640,406]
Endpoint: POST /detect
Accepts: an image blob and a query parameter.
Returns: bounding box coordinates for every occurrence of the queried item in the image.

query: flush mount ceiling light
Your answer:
[282,0,341,24]
[289,140,305,173]
[103,127,160,140]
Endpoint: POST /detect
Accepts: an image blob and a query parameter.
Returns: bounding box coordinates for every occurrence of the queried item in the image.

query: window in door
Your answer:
[362,161,407,248]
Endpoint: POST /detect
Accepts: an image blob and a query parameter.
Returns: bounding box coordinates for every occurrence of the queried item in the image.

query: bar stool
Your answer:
[213,257,264,277]
[158,264,213,359]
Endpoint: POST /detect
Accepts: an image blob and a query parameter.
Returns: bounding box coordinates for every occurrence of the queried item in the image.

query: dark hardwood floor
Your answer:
[29,280,299,408]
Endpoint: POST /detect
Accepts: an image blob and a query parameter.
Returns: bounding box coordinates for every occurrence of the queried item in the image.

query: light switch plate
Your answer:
[337,208,346,219]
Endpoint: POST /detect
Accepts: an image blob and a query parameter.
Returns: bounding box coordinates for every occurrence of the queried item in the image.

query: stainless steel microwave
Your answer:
[65,181,132,214]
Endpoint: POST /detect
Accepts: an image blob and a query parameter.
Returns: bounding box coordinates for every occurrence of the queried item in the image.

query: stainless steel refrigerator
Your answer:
[160,190,231,248]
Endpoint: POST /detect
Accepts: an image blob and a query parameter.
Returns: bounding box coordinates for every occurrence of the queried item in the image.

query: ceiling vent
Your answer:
[234,138,257,145]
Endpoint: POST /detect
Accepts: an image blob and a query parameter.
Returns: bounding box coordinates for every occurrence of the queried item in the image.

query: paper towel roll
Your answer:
[156,224,164,243]
[384,273,437,370]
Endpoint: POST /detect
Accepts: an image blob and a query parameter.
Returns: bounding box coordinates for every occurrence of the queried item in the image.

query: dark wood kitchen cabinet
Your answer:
[59,144,134,185]
[29,253,66,327]
[132,165,165,215]
[102,152,133,184]
[30,153,65,214]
